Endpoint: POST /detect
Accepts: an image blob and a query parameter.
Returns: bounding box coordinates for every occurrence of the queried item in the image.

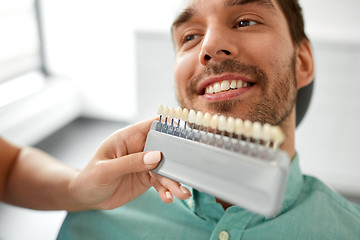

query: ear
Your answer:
[295,39,314,90]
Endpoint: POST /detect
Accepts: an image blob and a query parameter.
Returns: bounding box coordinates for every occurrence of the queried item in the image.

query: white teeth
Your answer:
[156,105,286,148]
[220,80,230,91]
[209,85,214,94]
[204,80,251,95]
[213,82,221,93]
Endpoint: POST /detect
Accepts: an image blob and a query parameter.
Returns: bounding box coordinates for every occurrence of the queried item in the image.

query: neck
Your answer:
[278,109,296,159]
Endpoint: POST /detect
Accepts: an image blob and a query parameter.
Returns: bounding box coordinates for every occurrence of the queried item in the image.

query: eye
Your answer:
[184,34,199,43]
[235,20,257,28]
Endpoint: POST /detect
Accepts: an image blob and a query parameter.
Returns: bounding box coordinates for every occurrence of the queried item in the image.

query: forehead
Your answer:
[181,0,275,8]
[172,0,277,29]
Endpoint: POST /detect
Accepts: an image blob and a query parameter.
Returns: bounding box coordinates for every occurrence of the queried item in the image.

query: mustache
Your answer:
[188,59,268,94]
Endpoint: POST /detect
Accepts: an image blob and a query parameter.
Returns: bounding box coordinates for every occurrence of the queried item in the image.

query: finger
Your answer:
[99,151,162,181]
[110,118,157,154]
[94,118,157,159]
[150,176,174,203]
[150,172,191,201]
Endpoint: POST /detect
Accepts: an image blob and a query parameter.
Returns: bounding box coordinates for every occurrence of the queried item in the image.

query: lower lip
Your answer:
[201,87,252,102]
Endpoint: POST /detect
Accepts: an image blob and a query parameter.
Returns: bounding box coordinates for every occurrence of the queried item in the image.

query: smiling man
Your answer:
[172,0,312,159]
[58,0,360,239]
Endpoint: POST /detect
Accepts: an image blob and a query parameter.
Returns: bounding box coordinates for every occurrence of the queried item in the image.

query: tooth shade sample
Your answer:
[169,107,176,119]
[271,126,285,147]
[235,118,244,135]
[163,106,169,117]
[203,113,211,128]
[220,81,230,91]
[175,107,182,119]
[252,122,262,140]
[243,120,253,138]
[210,115,219,130]
[262,123,272,142]
[157,104,164,115]
[226,117,235,133]
[188,109,196,124]
[195,111,204,125]
[218,115,227,132]
[181,108,189,122]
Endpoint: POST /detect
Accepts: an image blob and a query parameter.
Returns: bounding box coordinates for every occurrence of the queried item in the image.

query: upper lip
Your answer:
[196,74,256,94]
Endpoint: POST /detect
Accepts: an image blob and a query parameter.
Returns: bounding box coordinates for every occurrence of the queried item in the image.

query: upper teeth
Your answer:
[205,80,249,94]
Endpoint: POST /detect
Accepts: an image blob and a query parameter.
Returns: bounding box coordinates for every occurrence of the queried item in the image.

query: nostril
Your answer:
[204,54,211,61]
[222,50,231,55]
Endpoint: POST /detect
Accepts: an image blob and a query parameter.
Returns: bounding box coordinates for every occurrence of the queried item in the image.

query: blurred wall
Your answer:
[41,0,182,121]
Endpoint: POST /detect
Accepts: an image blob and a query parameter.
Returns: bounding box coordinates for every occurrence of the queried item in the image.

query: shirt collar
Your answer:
[279,153,304,214]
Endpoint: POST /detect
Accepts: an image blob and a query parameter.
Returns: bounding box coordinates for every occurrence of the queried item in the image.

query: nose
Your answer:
[199,28,238,66]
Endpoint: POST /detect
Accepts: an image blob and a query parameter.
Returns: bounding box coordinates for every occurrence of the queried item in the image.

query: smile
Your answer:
[204,80,252,94]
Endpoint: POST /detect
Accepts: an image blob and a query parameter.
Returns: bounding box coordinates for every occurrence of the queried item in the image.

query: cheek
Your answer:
[242,34,294,77]
[174,52,197,93]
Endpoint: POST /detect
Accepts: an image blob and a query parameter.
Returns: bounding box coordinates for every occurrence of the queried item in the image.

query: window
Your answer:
[0,0,45,82]
[0,0,48,107]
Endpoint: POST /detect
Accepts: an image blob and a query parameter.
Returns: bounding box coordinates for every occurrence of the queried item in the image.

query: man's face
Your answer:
[172,0,298,125]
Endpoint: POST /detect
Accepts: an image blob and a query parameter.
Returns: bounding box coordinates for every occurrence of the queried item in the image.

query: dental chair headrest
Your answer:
[296,80,314,127]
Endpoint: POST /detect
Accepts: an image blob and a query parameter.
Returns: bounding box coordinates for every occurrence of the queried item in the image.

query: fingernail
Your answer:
[180,186,191,196]
[143,151,161,165]
[166,191,172,199]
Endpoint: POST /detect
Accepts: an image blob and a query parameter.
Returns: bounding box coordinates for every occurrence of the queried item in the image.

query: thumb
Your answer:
[100,151,162,179]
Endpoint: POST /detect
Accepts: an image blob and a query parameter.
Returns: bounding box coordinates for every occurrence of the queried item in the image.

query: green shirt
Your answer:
[58,156,360,239]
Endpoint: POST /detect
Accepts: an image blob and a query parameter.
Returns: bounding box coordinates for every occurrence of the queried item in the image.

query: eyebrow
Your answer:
[171,0,275,31]
[171,7,195,31]
[225,0,275,9]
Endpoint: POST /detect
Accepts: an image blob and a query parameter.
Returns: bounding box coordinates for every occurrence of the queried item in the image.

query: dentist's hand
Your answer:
[69,118,191,211]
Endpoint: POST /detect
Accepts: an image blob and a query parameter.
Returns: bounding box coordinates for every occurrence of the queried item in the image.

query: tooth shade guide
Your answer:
[145,114,291,217]
[155,105,286,151]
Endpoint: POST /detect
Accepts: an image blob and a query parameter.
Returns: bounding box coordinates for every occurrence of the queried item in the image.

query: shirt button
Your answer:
[187,199,194,208]
[218,230,229,240]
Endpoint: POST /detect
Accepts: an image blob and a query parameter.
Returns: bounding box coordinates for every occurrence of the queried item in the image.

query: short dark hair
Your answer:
[276,0,308,44]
